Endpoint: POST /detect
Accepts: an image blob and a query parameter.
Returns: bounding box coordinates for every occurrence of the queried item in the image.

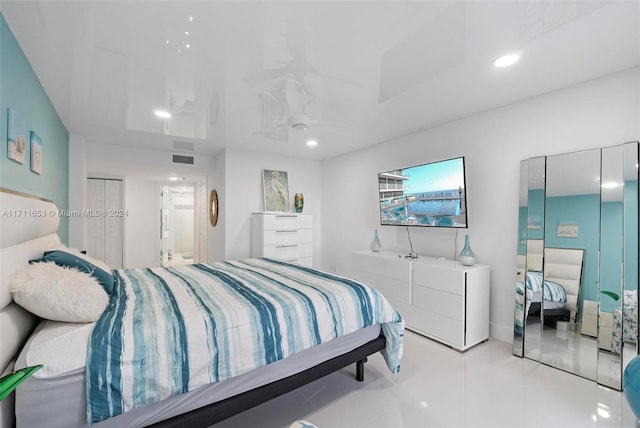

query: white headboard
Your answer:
[544,247,585,322]
[0,189,61,427]
[524,239,585,322]
[526,239,543,272]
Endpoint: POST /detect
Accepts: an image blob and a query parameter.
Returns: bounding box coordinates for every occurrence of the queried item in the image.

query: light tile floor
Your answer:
[213,331,639,428]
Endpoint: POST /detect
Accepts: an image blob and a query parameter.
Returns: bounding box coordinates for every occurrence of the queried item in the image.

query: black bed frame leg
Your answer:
[356,357,367,381]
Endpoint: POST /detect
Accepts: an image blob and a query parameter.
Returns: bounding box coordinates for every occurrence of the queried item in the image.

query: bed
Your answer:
[0,189,404,427]
[514,240,584,332]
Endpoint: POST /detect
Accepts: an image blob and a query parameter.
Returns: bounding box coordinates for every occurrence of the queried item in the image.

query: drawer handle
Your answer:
[275,214,298,218]
[284,258,299,262]
[276,244,298,248]
[275,229,298,233]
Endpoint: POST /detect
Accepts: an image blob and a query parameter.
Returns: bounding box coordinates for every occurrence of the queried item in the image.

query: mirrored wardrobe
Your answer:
[513,141,639,390]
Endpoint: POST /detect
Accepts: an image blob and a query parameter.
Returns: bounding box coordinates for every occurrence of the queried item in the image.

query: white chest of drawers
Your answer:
[351,250,490,351]
[251,213,312,266]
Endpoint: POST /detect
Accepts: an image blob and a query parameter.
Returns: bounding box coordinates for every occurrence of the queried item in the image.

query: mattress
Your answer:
[15,320,381,427]
[529,291,565,310]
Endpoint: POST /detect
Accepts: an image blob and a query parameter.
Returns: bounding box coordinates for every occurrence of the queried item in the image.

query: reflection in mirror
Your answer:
[513,142,639,390]
[598,145,624,388]
[542,149,600,382]
[523,157,546,362]
[513,160,528,357]
[620,142,639,386]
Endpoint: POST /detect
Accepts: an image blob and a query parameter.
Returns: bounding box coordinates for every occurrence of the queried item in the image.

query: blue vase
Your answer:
[459,234,476,266]
[371,229,382,252]
[624,355,640,420]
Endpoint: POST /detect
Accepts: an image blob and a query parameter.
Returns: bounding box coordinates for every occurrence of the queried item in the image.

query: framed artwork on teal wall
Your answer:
[7,108,26,164]
[557,221,579,238]
[30,131,42,174]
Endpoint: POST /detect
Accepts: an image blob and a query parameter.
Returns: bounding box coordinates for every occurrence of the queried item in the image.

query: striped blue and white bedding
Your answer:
[86,258,404,423]
[514,271,567,332]
[524,271,567,303]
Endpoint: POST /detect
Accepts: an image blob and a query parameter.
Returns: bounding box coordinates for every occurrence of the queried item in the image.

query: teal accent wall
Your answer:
[0,15,69,243]
[600,201,623,312]
[517,206,527,255]
[527,188,545,240]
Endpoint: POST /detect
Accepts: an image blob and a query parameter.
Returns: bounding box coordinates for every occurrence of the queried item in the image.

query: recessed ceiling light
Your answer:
[306,140,318,147]
[169,176,184,182]
[493,53,521,68]
[185,31,189,36]
[153,109,171,119]
[188,16,194,22]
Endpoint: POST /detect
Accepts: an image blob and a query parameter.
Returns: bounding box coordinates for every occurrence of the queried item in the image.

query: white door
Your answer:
[104,180,123,268]
[86,178,123,268]
[86,179,106,262]
[195,181,207,263]
[160,185,169,265]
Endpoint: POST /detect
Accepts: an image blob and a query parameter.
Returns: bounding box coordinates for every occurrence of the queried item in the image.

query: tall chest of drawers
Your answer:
[251,213,313,266]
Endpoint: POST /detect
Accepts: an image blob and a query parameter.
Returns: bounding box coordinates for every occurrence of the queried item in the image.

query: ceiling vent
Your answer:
[172,140,194,151]
[172,154,194,165]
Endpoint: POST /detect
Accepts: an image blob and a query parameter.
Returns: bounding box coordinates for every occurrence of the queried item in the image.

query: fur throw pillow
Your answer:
[10,261,109,322]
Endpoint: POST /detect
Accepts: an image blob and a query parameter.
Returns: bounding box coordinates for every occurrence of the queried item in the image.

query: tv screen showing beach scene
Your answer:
[378,157,468,228]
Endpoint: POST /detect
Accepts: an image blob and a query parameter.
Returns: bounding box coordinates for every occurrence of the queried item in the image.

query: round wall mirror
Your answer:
[209,190,218,227]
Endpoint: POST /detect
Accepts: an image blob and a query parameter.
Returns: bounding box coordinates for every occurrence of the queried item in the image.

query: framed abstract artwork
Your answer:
[262,169,290,212]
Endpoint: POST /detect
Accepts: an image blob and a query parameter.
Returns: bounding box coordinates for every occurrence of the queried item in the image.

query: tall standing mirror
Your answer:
[623,142,639,368]
[598,145,624,388]
[513,142,639,390]
[513,160,528,357]
[513,157,546,359]
[542,148,600,381]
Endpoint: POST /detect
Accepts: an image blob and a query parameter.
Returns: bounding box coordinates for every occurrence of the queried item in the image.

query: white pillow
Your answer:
[10,262,109,322]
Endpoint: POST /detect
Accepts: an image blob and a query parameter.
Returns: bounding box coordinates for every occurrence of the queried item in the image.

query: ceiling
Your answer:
[2,1,639,162]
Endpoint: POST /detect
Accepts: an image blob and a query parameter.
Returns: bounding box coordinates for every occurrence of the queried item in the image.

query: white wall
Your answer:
[68,134,87,250]
[321,67,640,343]
[124,178,159,268]
[209,151,226,262]
[223,149,323,265]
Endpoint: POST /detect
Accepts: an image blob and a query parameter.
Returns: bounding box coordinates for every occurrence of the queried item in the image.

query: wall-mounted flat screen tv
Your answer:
[378,156,468,228]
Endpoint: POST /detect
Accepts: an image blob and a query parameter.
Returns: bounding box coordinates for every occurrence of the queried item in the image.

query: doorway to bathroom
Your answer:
[160,184,197,266]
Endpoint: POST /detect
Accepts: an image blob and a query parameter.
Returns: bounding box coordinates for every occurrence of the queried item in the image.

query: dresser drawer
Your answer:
[262,243,312,260]
[262,228,312,245]
[412,286,464,321]
[412,263,464,295]
[352,252,410,283]
[351,270,411,305]
[261,214,312,229]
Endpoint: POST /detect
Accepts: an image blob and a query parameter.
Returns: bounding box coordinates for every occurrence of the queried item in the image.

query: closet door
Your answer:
[104,180,123,268]
[87,179,106,262]
[87,178,123,268]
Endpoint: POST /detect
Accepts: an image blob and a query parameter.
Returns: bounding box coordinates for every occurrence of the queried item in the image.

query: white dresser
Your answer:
[251,213,313,266]
[351,250,490,351]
